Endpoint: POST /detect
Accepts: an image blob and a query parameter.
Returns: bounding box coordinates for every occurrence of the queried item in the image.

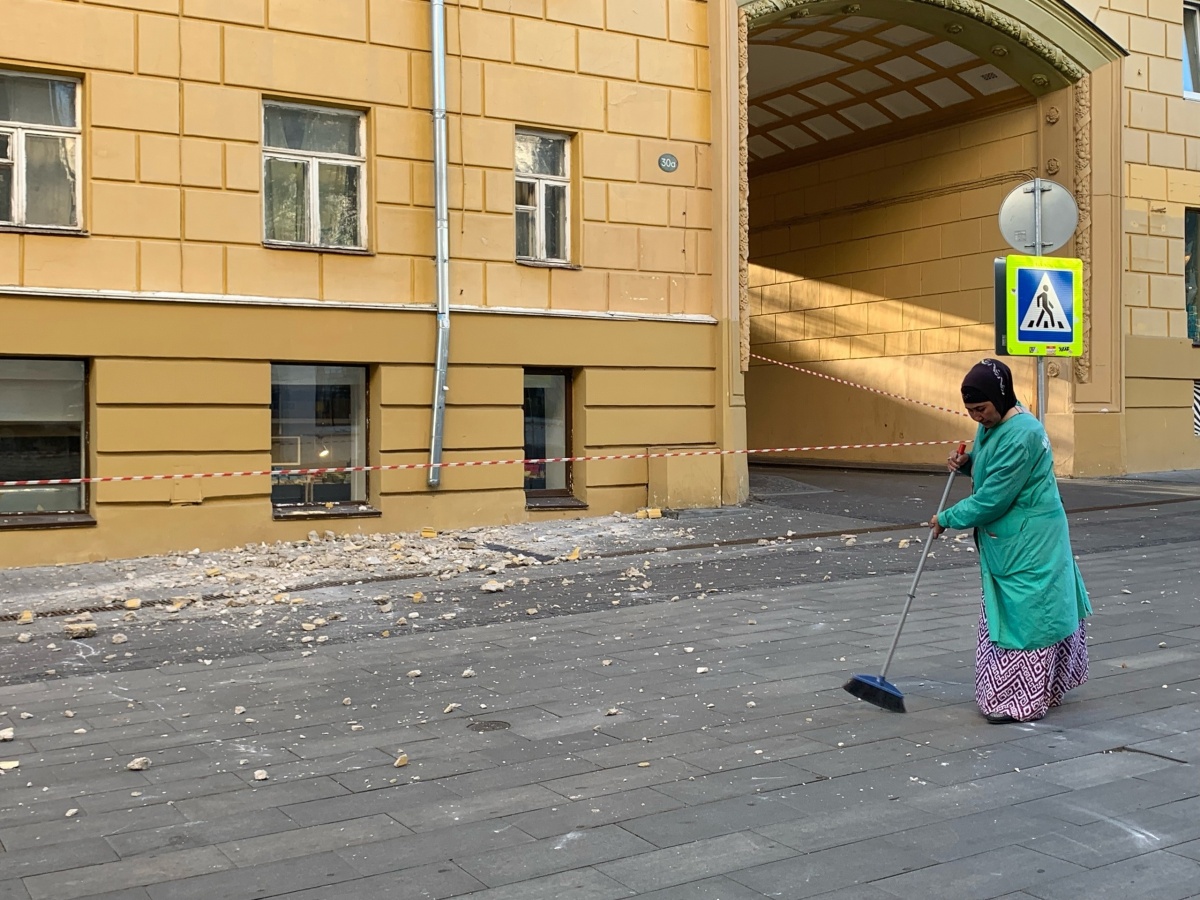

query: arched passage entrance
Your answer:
[733,0,1124,473]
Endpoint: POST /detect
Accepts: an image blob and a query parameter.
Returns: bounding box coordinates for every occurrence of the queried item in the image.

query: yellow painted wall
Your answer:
[1077,0,1200,470]
[0,294,718,565]
[0,0,714,317]
[0,0,728,566]
[746,106,1041,467]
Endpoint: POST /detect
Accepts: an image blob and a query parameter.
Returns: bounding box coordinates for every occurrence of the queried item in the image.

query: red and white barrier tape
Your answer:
[0,439,971,487]
[750,353,970,419]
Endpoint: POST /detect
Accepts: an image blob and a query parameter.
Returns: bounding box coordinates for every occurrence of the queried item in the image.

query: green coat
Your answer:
[939,411,1091,650]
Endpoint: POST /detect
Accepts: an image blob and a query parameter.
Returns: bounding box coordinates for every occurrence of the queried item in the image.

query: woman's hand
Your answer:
[947,450,969,472]
[929,513,945,538]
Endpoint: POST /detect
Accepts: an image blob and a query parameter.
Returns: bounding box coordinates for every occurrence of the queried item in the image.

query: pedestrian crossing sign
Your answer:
[1003,255,1084,357]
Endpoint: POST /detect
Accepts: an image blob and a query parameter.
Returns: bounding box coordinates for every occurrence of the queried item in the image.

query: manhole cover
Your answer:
[467,720,510,732]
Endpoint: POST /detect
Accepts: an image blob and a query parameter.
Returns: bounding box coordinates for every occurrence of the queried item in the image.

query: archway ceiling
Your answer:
[745,0,1125,174]
[748,12,1028,171]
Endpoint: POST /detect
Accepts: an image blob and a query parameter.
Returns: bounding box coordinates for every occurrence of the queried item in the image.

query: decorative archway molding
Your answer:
[738,0,1125,95]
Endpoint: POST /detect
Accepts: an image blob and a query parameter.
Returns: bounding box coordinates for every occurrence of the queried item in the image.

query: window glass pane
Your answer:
[1188,9,1200,94]
[0,163,12,224]
[318,163,361,247]
[0,359,85,514]
[515,179,536,207]
[516,208,535,258]
[264,157,309,243]
[544,183,567,260]
[0,133,10,159]
[264,105,360,156]
[0,74,75,127]
[1187,209,1198,342]
[523,372,569,492]
[24,134,78,227]
[271,365,367,505]
[515,133,565,176]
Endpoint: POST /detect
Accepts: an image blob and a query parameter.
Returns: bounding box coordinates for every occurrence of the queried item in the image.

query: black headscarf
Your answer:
[961,358,1018,414]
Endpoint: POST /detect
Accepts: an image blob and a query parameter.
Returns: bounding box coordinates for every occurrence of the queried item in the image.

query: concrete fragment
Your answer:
[126,757,151,771]
[481,580,505,593]
[111,634,128,645]
[65,622,97,639]
[394,752,409,768]
[253,769,269,781]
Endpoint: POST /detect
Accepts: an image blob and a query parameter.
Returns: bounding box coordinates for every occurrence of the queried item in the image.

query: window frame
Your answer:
[269,362,377,519]
[1186,2,1200,100]
[0,70,83,233]
[522,367,578,505]
[261,100,368,252]
[0,356,92,528]
[515,129,571,265]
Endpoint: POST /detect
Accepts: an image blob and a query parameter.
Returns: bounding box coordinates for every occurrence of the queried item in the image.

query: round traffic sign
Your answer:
[998,179,1079,255]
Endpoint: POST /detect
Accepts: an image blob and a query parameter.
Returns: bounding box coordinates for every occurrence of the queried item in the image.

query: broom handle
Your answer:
[878,443,966,681]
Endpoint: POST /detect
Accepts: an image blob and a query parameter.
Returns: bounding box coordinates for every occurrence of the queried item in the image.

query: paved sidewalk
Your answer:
[0,472,1198,899]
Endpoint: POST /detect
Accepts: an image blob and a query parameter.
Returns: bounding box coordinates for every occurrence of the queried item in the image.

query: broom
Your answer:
[843,443,966,713]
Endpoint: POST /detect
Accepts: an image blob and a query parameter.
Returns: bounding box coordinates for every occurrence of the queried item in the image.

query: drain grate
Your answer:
[467,720,511,732]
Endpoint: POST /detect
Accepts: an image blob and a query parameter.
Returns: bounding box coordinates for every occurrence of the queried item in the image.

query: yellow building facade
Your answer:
[0,0,1195,566]
[0,0,739,566]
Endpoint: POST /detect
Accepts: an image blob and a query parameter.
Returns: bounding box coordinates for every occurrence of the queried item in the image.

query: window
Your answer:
[1186,209,1199,343]
[0,359,86,518]
[263,102,365,249]
[523,369,574,502]
[1188,4,1200,96]
[0,71,81,229]
[271,365,367,510]
[515,131,569,263]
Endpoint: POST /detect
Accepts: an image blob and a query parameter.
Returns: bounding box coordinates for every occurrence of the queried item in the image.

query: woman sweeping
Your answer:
[931,359,1091,724]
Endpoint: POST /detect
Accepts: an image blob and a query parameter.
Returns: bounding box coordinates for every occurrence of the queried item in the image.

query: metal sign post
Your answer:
[1032,179,1047,423]
[996,178,1081,423]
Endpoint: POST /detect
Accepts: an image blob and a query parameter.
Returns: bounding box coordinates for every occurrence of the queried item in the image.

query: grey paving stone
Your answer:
[390,784,568,832]
[280,780,458,827]
[595,831,793,894]
[756,800,938,853]
[336,818,536,877]
[1024,850,1200,900]
[1019,806,1200,867]
[630,875,774,900]
[105,809,296,859]
[0,838,118,881]
[0,803,185,852]
[0,881,29,900]
[904,771,1069,817]
[436,754,598,795]
[1023,750,1182,789]
[728,838,938,899]
[542,758,709,802]
[23,847,231,900]
[436,867,635,900]
[172,774,349,821]
[882,807,1068,862]
[872,844,1085,899]
[651,760,823,806]
[499,787,683,840]
[455,823,654,887]
[216,813,408,867]
[1016,775,1195,826]
[621,793,805,848]
[282,861,485,899]
[62,890,151,900]
[142,850,361,900]
[790,738,942,779]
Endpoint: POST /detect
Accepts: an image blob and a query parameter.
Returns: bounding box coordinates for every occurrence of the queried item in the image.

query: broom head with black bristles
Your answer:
[843,673,906,713]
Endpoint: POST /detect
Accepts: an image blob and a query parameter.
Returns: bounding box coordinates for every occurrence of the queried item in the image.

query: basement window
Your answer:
[0,358,87,522]
[523,369,584,509]
[271,364,375,516]
[0,71,81,231]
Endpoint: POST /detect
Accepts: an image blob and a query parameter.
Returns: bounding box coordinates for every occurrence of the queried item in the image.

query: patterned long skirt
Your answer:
[975,601,1089,721]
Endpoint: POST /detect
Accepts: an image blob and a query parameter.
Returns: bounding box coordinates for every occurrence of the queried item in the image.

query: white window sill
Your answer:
[0,224,87,237]
[516,258,580,271]
[264,241,372,256]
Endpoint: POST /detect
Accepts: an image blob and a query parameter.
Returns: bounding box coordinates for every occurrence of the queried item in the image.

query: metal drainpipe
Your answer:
[427,0,451,487]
